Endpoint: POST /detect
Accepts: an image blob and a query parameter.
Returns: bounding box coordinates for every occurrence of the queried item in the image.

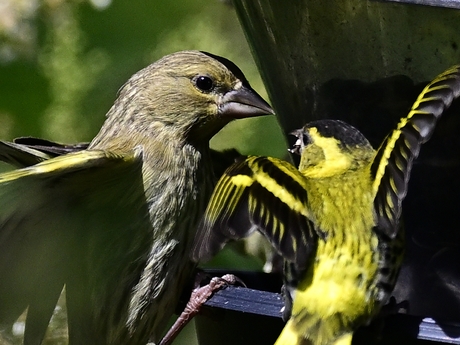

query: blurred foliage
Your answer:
[0,0,286,344]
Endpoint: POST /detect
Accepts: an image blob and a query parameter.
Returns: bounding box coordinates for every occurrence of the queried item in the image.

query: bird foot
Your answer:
[157,273,244,345]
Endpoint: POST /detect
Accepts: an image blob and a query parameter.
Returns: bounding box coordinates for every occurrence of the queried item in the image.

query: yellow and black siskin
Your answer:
[0,50,273,345]
[191,65,460,345]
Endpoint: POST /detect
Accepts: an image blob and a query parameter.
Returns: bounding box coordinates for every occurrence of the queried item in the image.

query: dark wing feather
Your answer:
[0,149,151,344]
[190,157,255,261]
[0,137,89,168]
[0,141,51,168]
[191,155,317,271]
[13,137,89,156]
[371,65,460,238]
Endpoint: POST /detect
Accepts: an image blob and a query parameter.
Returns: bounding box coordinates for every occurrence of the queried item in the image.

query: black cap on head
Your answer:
[306,120,370,148]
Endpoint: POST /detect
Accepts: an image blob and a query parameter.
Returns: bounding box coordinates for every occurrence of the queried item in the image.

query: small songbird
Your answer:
[0,50,273,344]
[192,65,460,345]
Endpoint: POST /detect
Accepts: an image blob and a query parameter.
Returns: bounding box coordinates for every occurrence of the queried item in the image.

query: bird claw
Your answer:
[211,273,246,289]
[157,273,244,345]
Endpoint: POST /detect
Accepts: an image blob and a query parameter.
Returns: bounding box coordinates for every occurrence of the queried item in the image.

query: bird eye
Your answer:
[194,76,214,92]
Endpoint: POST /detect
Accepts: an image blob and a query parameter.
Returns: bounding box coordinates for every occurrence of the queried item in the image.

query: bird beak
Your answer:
[219,85,274,118]
[288,128,308,155]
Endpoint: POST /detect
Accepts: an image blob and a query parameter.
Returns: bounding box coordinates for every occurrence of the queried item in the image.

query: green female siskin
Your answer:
[0,50,273,344]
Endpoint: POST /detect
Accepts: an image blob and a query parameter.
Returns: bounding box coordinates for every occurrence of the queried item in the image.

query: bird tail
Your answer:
[333,333,353,345]
[274,320,354,345]
[275,320,309,345]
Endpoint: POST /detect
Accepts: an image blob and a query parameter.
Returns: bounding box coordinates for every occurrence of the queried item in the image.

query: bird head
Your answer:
[289,119,374,178]
[92,51,274,150]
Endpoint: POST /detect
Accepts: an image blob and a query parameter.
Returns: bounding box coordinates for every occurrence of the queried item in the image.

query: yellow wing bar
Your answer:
[0,150,133,183]
[191,156,316,270]
[371,65,460,238]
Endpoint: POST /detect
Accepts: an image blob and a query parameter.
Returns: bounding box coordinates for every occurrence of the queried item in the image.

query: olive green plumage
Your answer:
[192,65,460,345]
[0,50,273,345]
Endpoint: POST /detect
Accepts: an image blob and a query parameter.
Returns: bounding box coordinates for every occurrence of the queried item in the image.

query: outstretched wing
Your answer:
[0,137,89,168]
[371,65,460,238]
[0,141,52,168]
[0,149,152,344]
[191,155,317,271]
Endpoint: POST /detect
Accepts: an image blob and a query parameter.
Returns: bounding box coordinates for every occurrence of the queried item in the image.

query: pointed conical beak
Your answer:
[218,85,274,118]
[288,128,308,155]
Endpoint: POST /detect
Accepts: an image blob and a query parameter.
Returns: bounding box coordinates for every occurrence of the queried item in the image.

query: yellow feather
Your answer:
[194,65,460,345]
